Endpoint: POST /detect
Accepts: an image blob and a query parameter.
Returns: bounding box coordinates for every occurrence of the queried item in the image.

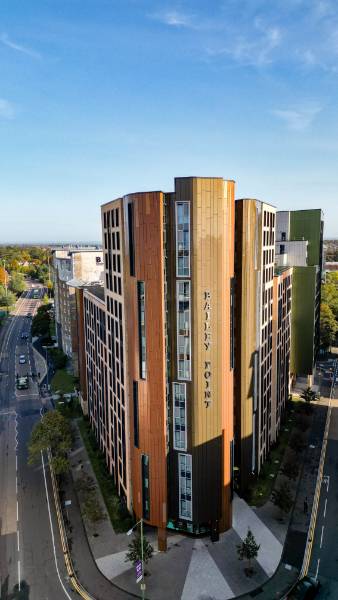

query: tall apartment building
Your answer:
[83,286,109,460]
[271,267,292,444]
[234,199,276,490]
[52,248,104,373]
[96,177,235,545]
[275,210,324,380]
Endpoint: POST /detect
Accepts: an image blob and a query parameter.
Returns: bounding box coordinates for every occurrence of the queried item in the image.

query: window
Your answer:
[173,383,187,450]
[281,231,286,241]
[178,453,192,521]
[280,244,285,255]
[176,281,191,380]
[176,202,190,277]
[133,381,139,448]
[127,203,135,276]
[137,281,146,379]
[141,454,150,520]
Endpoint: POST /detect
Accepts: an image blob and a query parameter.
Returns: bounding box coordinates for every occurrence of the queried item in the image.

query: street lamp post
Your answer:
[127,518,146,600]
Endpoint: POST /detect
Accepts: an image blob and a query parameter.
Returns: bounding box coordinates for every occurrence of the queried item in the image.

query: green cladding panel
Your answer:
[291,266,317,376]
[289,210,323,267]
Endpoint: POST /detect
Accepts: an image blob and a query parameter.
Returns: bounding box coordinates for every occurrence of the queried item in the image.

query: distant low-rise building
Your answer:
[52,248,104,372]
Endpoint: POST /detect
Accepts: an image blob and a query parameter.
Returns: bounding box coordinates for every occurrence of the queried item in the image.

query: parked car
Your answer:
[19,355,26,364]
[288,576,320,599]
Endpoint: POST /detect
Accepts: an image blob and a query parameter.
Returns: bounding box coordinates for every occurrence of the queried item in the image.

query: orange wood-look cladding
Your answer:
[175,177,234,531]
[124,192,167,529]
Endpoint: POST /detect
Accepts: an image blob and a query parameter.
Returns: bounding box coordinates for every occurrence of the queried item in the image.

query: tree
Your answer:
[237,528,260,576]
[125,531,154,567]
[0,285,17,308]
[9,271,26,294]
[320,303,338,348]
[322,272,338,319]
[271,482,293,515]
[0,266,9,286]
[28,411,72,475]
[31,304,52,338]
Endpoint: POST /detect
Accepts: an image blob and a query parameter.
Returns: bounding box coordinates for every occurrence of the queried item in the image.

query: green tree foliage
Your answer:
[300,386,319,403]
[320,303,338,348]
[49,348,68,369]
[0,285,17,308]
[31,304,52,338]
[125,531,154,567]
[28,410,72,475]
[237,528,260,572]
[9,272,26,294]
[322,272,338,318]
[271,482,293,514]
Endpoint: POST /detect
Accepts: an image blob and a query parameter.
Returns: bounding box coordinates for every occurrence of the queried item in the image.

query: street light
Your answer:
[126,518,146,599]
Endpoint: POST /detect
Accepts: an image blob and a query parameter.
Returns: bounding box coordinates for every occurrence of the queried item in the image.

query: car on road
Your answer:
[21,332,28,340]
[288,576,320,599]
[16,376,29,390]
[19,355,26,364]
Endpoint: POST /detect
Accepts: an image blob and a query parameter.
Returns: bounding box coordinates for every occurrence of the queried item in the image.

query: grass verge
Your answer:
[51,369,76,394]
[77,418,133,533]
[244,397,304,506]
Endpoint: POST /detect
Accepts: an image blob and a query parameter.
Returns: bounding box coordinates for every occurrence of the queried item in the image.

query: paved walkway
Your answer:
[63,423,290,599]
[45,355,332,599]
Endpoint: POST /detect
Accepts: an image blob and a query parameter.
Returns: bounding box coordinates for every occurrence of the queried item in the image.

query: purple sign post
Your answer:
[135,559,143,584]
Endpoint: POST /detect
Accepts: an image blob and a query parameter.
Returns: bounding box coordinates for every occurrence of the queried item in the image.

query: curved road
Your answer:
[0,284,78,600]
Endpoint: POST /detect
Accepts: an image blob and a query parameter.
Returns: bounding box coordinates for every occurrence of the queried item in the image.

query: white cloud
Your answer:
[206,19,282,67]
[150,10,195,28]
[0,98,15,119]
[271,104,322,130]
[0,32,41,59]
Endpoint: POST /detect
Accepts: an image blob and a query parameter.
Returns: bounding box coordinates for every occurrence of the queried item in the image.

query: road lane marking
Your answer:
[320,525,324,549]
[41,451,73,600]
[323,498,327,519]
[17,529,20,552]
[17,500,19,521]
[315,558,320,580]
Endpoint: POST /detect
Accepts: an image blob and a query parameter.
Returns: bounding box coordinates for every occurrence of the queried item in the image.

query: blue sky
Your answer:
[1,0,337,242]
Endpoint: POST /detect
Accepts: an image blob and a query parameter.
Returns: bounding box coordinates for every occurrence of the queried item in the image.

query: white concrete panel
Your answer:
[181,539,234,600]
[232,494,282,576]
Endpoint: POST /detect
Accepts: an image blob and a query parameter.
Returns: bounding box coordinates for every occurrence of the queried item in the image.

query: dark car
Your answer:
[288,576,320,599]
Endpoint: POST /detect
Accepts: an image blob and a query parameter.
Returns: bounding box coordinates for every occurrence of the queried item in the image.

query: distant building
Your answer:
[275,210,324,381]
[52,248,104,372]
[325,262,338,272]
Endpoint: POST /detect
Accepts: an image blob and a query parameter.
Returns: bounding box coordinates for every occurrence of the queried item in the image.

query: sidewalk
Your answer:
[58,400,326,600]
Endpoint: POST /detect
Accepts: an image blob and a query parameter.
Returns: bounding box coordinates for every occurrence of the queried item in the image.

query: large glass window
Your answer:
[176,202,190,277]
[137,281,146,379]
[176,281,191,380]
[173,383,187,450]
[141,454,150,520]
[178,453,192,521]
[127,203,135,276]
[133,381,139,448]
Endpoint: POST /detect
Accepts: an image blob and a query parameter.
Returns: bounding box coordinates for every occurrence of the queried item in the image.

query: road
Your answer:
[308,358,338,598]
[0,283,77,600]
